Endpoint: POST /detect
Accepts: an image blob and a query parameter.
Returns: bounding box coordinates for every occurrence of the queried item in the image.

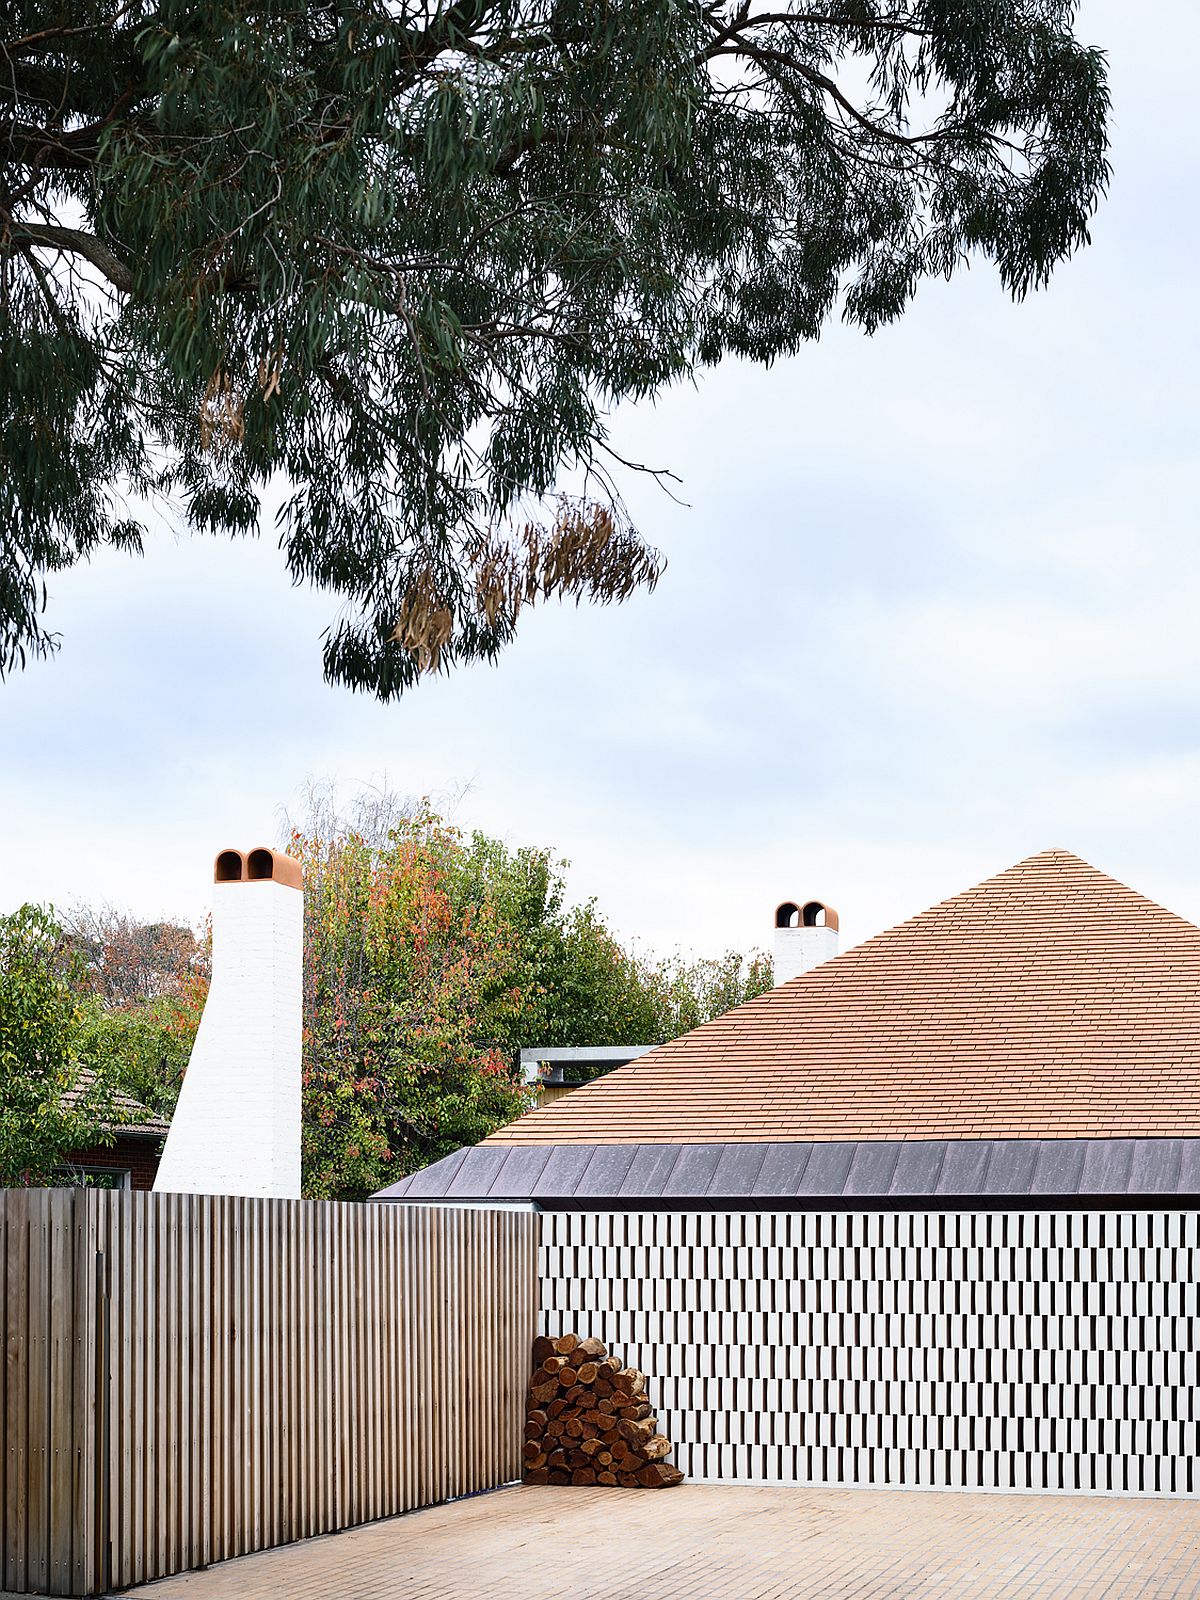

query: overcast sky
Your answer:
[3,0,1198,963]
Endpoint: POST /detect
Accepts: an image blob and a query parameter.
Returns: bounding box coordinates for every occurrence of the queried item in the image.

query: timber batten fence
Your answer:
[1,1188,538,1597]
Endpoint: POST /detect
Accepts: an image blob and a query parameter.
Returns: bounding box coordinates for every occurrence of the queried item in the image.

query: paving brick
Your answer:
[122,1483,1200,1600]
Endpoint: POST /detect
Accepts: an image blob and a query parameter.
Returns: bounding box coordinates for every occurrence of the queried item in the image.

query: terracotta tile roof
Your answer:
[63,1067,171,1137]
[486,850,1200,1146]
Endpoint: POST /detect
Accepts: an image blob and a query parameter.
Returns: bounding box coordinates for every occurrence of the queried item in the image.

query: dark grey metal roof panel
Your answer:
[1029,1140,1087,1196]
[753,1142,813,1197]
[375,1137,1200,1204]
[574,1144,637,1199]
[710,1144,772,1198]
[1129,1138,1183,1196]
[984,1140,1041,1196]
[1178,1140,1200,1194]
[844,1142,901,1198]
[661,1144,724,1198]
[894,1141,952,1197]
[487,1145,551,1197]
[935,1140,994,1197]
[404,1146,468,1198]
[619,1144,683,1199]
[532,1145,597,1198]
[1079,1138,1135,1196]
[796,1142,855,1197]
[444,1147,509,1198]
[374,1145,466,1199]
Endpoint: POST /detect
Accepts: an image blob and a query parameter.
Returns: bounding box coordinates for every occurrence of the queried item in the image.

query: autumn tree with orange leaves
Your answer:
[289,802,531,1198]
[287,787,771,1199]
[66,906,211,1117]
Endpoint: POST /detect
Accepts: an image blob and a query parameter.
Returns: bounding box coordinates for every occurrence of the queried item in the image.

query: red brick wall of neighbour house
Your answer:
[62,1133,164,1190]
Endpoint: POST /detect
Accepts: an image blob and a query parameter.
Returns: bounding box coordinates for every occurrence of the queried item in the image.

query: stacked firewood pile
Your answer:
[523,1332,683,1489]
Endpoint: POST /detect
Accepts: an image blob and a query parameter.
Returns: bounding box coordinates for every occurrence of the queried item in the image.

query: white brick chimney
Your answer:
[773,898,839,985]
[155,846,304,1199]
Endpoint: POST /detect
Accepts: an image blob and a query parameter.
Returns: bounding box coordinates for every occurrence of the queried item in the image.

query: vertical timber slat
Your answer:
[0,1191,536,1597]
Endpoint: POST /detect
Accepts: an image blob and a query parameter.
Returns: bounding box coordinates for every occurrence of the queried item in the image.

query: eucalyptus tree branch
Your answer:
[706,41,976,151]
[0,120,100,170]
[1,24,95,55]
[0,0,1111,695]
[4,222,134,291]
[702,9,926,54]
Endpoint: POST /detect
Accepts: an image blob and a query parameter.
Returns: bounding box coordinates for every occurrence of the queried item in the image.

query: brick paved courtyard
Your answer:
[123,1483,1200,1600]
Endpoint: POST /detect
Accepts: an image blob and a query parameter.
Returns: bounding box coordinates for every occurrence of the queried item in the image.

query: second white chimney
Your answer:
[773,898,839,985]
[155,845,304,1199]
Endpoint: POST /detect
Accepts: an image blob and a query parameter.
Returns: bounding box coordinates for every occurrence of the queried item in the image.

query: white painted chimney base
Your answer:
[155,876,304,1199]
[773,924,839,986]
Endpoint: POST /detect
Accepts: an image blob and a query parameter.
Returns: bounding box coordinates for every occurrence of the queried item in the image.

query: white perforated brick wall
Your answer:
[539,1208,1200,1495]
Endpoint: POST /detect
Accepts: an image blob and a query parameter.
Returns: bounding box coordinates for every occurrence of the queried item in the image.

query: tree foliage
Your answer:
[73,985,208,1118]
[25,792,766,1196]
[289,800,531,1197]
[1,0,1108,692]
[65,905,211,1114]
[65,904,211,1006]
[286,787,770,1196]
[0,904,112,1185]
[646,946,774,1040]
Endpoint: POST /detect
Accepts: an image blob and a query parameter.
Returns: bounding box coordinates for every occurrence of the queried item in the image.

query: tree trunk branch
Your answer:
[5,222,134,292]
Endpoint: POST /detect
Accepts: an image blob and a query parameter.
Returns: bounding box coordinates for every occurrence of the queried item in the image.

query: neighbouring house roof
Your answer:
[375,850,1200,1206]
[64,1068,170,1140]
